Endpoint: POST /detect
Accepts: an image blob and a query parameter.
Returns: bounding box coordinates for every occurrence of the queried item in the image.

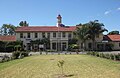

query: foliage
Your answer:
[68,38,78,45]
[76,24,89,41]
[75,24,89,50]
[76,20,107,51]
[87,52,120,61]
[12,52,29,59]
[46,50,57,52]
[1,24,16,35]
[19,21,29,26]
[68,44,79,51]
[0,55,12,63]
[108,31,119,35]
[0,40,23,52]
[57,60,65,75]
[12,52,21,59]
[30,38,50,51]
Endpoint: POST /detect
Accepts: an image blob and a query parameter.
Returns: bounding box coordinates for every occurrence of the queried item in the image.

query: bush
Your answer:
[87,52,120,61]
[21,52,29,57]
[0,55,12,63]
[105,54,110,59]
[12,52,20,59]
[114,54,120,61]
[46,50,57,52]
[110,54,114,60]
[12,52,29,59]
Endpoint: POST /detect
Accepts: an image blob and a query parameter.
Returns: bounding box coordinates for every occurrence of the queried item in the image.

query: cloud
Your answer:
[117,7,120,11]
[104,11,111,15]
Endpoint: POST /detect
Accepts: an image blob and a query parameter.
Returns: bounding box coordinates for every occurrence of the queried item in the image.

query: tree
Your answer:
[57,60,65,76]
[30,38,50,51]
[8,24,16,35]
[108,31,119,35]
[1,24,8,35]
[75,24,89,50]
[68,38,78,45]
[1,24,16,35]
[19,21,29,26]
[86,20,108,50]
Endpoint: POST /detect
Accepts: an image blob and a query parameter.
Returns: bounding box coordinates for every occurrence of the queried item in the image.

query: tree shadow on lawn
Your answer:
[52,74,75,78]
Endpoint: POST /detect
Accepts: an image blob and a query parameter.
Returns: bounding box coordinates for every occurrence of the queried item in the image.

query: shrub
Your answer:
[101,53,105,58]
[95,52,99,57]
[87,52,120,61]
[110,54,114,60]
[57,60,65,75]
[12,52,20,59]
[114,54,120,61]
[105,54,110,59]
[21,52,29,57]
[12,51,29,59]
[0,55,12,63]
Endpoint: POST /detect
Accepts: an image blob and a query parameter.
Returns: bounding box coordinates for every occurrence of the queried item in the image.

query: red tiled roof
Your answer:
[107,35,120,41]
[15,26,76,32]
[0,36,16,42]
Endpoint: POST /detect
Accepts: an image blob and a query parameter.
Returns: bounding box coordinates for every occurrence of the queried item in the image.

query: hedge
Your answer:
[87,52,120,61]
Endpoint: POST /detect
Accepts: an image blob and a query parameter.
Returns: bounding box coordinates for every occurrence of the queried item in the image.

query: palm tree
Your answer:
[19,21,29,27]
[86,20,108,50]
[75,24,89,51]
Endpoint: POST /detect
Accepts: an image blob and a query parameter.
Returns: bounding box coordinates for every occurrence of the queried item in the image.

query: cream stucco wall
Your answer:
[16,31,74,51]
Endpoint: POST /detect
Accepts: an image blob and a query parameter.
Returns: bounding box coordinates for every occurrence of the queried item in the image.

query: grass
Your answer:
[0,54,120,78]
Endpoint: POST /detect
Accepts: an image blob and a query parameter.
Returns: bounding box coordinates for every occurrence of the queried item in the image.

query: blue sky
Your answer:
[0,0,120,34]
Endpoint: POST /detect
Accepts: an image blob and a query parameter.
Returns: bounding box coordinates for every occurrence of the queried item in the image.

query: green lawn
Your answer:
[0,54,120,78]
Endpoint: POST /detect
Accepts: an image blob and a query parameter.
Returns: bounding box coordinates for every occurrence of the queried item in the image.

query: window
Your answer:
[42,32,45,38]
[47,32,50,38]
[35,33,38,38]
[27,33,30,38]
[53,32,56,38]
[88,43,92,49]
[62,32,66,37]
[68,33,72,38]
[81,43,83,49]
[52,42,56,50]
[62,42,67,51]
[20,33,23,38]
[58,32,61,37]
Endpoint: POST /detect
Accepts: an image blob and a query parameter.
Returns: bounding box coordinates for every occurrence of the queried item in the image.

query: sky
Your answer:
[0,0,120,34]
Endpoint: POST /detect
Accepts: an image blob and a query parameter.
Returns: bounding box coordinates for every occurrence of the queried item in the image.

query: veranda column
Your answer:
[50,41,52,50]
[66,41,68,51]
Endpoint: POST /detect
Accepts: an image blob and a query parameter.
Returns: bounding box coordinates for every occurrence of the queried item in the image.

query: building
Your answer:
[1,15,119,51]
[102,35,120,51]
[0,35,16,42]
[15,15,76,51]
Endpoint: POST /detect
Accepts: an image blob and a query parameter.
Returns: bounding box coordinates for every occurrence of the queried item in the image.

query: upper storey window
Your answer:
[62,32,66,38]
[68,33,72,38]
[53,32,56,38]
[42,32,45,38]
[35,33,38,38]
[27,33,30,38]
[20,33,23,38]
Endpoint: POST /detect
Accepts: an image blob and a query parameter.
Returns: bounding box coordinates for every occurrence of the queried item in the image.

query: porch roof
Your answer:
[103,35,120,42]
